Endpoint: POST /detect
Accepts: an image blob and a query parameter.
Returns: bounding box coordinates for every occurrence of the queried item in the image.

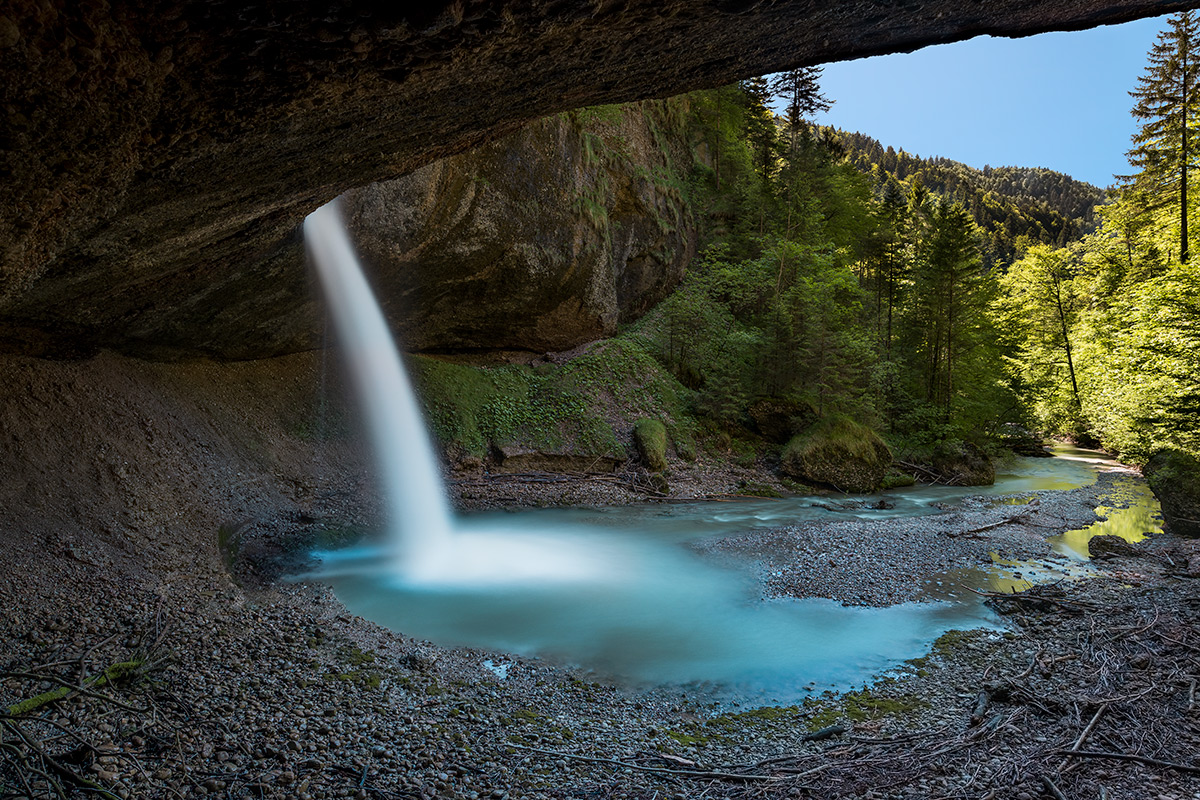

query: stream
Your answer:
[310,446,1161,705]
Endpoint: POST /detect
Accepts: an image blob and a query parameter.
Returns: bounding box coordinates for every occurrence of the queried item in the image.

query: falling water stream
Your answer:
[303,203,1162,704]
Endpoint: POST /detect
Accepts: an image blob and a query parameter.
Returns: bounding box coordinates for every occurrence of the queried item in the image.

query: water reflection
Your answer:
[1050,478,1163,559]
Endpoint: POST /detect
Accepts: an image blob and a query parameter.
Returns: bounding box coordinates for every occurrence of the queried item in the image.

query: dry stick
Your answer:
[2,718,121,799]
[508,743,777,782]
[1040,775,1068,800]
[1057,703,1107,773]
[952,513,1032,537]
[1054,749,1200,775]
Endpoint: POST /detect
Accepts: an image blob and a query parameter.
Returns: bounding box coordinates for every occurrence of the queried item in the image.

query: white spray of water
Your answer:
[305,201,454,574]
[304,201,618,586]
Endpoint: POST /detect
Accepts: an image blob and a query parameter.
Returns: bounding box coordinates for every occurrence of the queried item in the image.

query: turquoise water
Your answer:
[311,448,1154,703]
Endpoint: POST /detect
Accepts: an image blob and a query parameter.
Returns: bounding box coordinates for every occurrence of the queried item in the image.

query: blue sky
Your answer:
[808,15,1170,189]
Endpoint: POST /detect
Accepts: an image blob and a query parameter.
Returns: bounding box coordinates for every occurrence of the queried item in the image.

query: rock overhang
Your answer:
[1,0,1194,359]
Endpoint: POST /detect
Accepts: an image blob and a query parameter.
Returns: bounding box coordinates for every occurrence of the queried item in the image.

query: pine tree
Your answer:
[1125,10,1200,263]
[768,67,832,151]
[739,76,779,185]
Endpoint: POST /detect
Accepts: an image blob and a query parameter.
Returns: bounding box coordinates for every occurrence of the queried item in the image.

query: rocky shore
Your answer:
[4,462,1199,800]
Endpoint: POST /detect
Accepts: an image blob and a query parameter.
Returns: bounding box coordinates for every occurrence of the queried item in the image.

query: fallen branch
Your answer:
[1052,749,1200,775]
[508,743,777,782]
[1057,703,1107,772]
[951,511,1035,537]
[4,661,148,716]
[1040,775,1068,800]
[895,461,957,486]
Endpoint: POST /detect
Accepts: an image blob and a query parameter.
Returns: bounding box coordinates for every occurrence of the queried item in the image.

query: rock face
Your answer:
[343,103,695,352]
[781,416,892,494]
[1144,449,1200,537]
[0,0,1187,360]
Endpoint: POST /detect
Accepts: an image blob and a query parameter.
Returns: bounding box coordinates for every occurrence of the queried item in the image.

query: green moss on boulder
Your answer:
[781,415,892,493]
[1144,448,1200,537]
[634,418,668,472]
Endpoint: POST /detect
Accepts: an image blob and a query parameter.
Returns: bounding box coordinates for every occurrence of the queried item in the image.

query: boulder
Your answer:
[931,441,995,486]
[1144,448,1200,537]
[1087,534,1140,559]
[633,418,668,473]
[781,416,892,494]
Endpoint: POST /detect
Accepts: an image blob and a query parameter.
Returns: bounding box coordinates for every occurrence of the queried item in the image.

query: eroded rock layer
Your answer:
[0,0,1191,359]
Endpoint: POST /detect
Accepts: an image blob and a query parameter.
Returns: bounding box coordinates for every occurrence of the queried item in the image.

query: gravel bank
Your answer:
[6,461,1194,800]
[699,471,1134,607]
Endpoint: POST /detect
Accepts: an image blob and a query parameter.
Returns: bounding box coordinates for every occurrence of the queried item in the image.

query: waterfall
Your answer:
[305,201,620,587]
[304,201,453,575]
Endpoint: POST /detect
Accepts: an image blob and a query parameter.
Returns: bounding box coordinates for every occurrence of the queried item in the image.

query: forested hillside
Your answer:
[833,130,1107,267]
[624,75,1022,469]
[998,11,1200,464]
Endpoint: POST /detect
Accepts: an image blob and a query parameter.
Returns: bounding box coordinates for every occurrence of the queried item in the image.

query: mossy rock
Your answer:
[881,470,917,490]
[634,418,668,472]
[931,441,995,486]
[780,415,892,494]
[1145,448,1200,537]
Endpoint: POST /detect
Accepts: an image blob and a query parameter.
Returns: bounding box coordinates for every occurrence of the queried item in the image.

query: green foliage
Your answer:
[835,129,1104,267]
[1123,10,1200,263]
[409,342,694,463]
[991,15,1200,461]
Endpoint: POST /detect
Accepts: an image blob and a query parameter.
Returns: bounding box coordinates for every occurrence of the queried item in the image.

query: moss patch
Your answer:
[634,418,668,471]
[410,341,693,467]
[805,689,925,731]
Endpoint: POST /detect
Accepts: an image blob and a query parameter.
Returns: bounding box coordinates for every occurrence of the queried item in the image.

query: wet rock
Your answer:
[344,105,695,353]
[492,445,624,474]
[1144,448,1200,537]
[1087,534,1140,559]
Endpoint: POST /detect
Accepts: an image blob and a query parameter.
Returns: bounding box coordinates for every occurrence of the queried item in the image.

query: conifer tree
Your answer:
[768,67,832,151]
[739,76,779,184]
[1126,10,1200,262]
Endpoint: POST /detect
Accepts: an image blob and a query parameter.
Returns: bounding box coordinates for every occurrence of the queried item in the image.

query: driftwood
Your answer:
[962,583,1099,613]
[895,460,960,486]
[5,660,146,716]
[507,743,777,782]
